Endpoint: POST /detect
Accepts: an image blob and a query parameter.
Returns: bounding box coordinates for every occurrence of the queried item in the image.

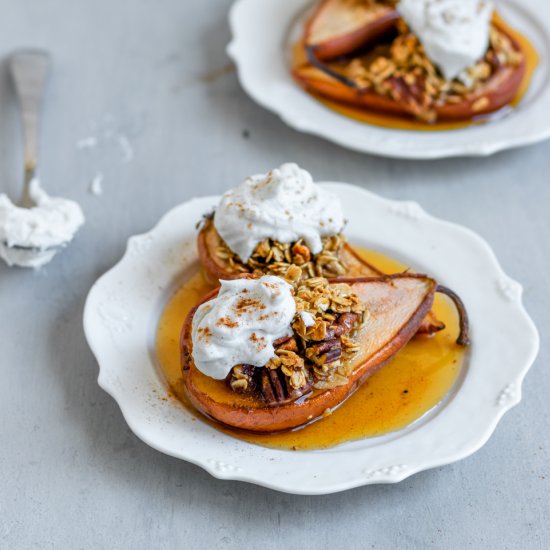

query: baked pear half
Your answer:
[304,0,399,61]
[293,0,527,122]
[198,215,444,336]
[181,274,469,433]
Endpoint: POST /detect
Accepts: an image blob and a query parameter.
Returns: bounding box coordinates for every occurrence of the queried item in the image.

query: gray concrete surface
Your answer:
[0,1,548,548]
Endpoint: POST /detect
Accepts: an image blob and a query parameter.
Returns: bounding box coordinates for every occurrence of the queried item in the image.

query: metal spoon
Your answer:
[0,50,83,267]
[10,49,51,209]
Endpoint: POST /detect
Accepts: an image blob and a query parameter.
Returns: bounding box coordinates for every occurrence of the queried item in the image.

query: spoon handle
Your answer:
[9,50,51,206]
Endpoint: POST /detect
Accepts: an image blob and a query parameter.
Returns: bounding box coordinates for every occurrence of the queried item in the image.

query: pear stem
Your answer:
[436,285,470,346]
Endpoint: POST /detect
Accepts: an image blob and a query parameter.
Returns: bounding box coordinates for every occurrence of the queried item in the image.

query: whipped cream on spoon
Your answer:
[0,51,84,269]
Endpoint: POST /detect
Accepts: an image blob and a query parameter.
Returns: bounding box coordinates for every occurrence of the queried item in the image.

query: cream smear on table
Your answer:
[213,163,345,262]
[0,178,85,268]
[398,0,494,81]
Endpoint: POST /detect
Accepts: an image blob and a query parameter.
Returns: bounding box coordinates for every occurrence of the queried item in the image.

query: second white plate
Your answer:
[227,0,550,159]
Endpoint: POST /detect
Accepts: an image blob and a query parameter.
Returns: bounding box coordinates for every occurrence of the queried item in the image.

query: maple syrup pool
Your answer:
[155,247,467,451]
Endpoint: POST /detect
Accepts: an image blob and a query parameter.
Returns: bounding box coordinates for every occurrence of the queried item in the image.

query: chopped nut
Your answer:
[337,24,523,122]
[284,264,302,282]
[472,96,490,112]
[227,364,257,394]
[230,379,248,391]
[291,241,311,264]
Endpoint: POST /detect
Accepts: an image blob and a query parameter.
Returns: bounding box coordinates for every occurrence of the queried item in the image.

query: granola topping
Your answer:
[216,232,348,281]
[342,21,522,121]
[226,277,368,405]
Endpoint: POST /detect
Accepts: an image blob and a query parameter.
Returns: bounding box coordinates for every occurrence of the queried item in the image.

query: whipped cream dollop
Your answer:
[398,0,494,81]
[191,276,296,380]
[0,179,85,268]
[213,163,345,262]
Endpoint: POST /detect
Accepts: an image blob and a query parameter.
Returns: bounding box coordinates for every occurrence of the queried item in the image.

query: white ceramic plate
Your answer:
[83,185,539,495]
[227,0,550,159]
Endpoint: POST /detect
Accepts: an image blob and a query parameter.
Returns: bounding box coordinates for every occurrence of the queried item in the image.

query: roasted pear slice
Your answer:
[197,216,444,335]
[294,20,526,121]
[293,55,525,121]
[181,274,469,433]
[304,0,398,61]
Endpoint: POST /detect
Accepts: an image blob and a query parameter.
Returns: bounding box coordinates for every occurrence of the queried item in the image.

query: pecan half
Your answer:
[308,338,340,356]
[325,312,359,339]
[260,368,312,407]
[323,347,343,364]
[306,339,343,366]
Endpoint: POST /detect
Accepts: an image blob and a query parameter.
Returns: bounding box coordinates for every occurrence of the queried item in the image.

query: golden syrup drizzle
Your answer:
[155,248,466,451]
[292,13,539,132]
